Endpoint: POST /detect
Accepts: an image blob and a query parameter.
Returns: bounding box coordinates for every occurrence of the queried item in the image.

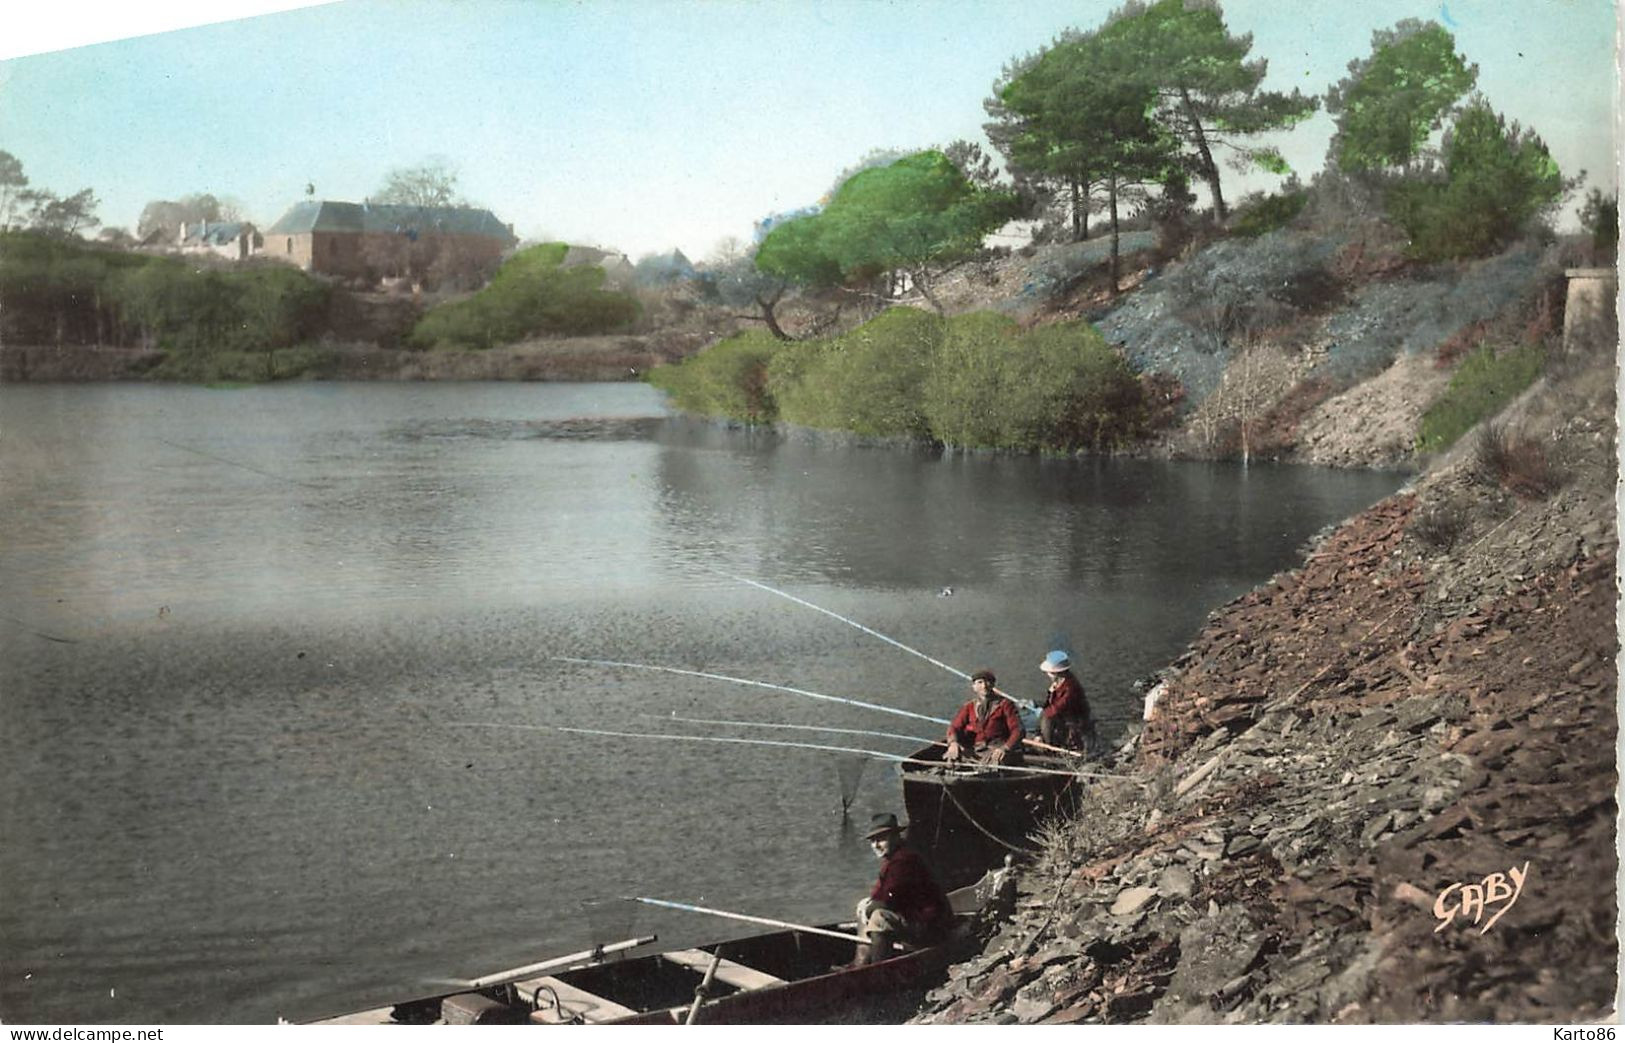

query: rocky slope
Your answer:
[911,329,1618,1024]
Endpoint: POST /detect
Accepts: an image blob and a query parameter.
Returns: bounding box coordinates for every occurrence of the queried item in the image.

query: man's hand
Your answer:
[945,740,961,762]
[985,746,1007,765]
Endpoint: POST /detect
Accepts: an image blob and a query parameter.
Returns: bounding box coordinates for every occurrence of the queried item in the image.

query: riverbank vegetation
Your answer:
[648,307,1146,451]
[406,242,640,350]
[0,230,332,378]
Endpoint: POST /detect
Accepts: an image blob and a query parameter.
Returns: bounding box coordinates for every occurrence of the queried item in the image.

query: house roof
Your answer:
[265,201,515,241]
[181,221,255,246]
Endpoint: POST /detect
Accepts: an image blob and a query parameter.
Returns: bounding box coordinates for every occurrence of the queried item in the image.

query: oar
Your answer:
[436,935,657,990]
[631,897,863,944]
[685,949,724,1026]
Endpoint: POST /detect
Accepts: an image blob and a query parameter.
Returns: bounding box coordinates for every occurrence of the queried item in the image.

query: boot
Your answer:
[834,943,869,971]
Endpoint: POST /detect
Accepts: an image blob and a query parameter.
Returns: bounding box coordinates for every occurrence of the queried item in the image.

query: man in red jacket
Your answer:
[945,669,1025,766]
[852,813,953,965]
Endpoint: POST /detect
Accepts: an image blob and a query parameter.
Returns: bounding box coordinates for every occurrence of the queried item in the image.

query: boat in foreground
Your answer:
[314,866,1009,1026]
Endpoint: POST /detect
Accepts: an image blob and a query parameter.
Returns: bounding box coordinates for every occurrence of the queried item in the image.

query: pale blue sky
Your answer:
[1,1,1617,259]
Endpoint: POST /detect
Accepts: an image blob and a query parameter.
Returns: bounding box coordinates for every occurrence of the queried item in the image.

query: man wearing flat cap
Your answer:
[944,668,1025,766]
[850,813,952,965]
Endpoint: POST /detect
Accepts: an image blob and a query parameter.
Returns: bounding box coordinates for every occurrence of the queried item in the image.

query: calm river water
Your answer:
[0,382,1403,1023]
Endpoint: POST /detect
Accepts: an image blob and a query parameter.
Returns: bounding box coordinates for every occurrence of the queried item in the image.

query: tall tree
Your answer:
[1000,31,1180,289]
[0,151,29,231]
[1385,97,1570,260]
[373,159,464,208]
[1099,0,1318,220]
[23,188,100,238]
[1325,20,1478,174]
[983,35,1100,241]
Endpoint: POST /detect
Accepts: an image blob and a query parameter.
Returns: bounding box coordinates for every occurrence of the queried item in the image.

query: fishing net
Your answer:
[834,755,868,812]
[581,897,638,948]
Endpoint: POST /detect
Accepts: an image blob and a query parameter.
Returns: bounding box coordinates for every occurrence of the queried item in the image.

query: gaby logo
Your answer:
[1433,862,1531,935]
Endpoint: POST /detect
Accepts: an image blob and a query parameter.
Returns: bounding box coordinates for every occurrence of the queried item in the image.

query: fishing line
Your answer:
[552,655,950,725]
[636,712,935,746]
[444,721,1127,780]
[158,438,323,490]
[709,569,971,680]
[709,568,1049,714]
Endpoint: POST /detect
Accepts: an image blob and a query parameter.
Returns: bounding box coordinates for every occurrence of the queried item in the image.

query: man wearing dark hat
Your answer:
[851,813,953,965]
[944,669,1025,766]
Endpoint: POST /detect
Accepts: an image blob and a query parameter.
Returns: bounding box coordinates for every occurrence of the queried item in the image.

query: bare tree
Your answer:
[373,158,464,208]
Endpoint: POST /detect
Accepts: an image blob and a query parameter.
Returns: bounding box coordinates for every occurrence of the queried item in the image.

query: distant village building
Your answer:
[561,244,635,288]
[633,248,697,287]
[262,200,517,280]
[177,220,263,261]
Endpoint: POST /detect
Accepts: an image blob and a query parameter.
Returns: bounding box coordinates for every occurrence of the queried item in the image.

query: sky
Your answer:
[0,0,1617,260]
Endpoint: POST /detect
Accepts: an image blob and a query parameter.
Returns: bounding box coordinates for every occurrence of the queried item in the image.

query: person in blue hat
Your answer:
[1038,650,1094,751]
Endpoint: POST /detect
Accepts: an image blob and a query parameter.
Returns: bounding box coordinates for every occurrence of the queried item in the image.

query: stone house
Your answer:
[262,200,517,281]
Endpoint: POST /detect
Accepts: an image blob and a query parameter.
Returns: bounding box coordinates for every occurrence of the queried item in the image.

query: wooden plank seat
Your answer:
[660,948,786,990]
[516,976,640,1024]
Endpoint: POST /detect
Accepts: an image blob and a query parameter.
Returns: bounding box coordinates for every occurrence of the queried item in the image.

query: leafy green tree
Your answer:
[814,151,1019,311]
[754,151,1016,321]
[1386,99,1569,260]
[1099,0,1318,220]
[1000,30,1180,289]
[983,33,1101,241]
[1325,20,1478,174]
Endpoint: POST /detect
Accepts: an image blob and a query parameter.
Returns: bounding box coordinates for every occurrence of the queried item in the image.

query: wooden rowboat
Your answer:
[314,866,1010,1026]
[900,743,1082,889]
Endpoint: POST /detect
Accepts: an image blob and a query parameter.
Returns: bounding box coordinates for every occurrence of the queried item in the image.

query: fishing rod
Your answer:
[552,656,950,726]
[636,712,935,746]
[629,897,863,945]
[704,571,1086,759]
[710,568,970,680]
[444,721,1126,780]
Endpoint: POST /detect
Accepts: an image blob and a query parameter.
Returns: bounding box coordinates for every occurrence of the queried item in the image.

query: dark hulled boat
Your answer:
[900,743,1082,889]
[313,867,1009,1026]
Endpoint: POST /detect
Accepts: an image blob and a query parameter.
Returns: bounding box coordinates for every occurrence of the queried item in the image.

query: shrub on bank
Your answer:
[1231,189,1308,238]
[408,243,640,350]
[922,316,1141,451]
[771,307,942,437]
[645,329,780,422]
[1416,342,1544,452]
[648,307,1147,453]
